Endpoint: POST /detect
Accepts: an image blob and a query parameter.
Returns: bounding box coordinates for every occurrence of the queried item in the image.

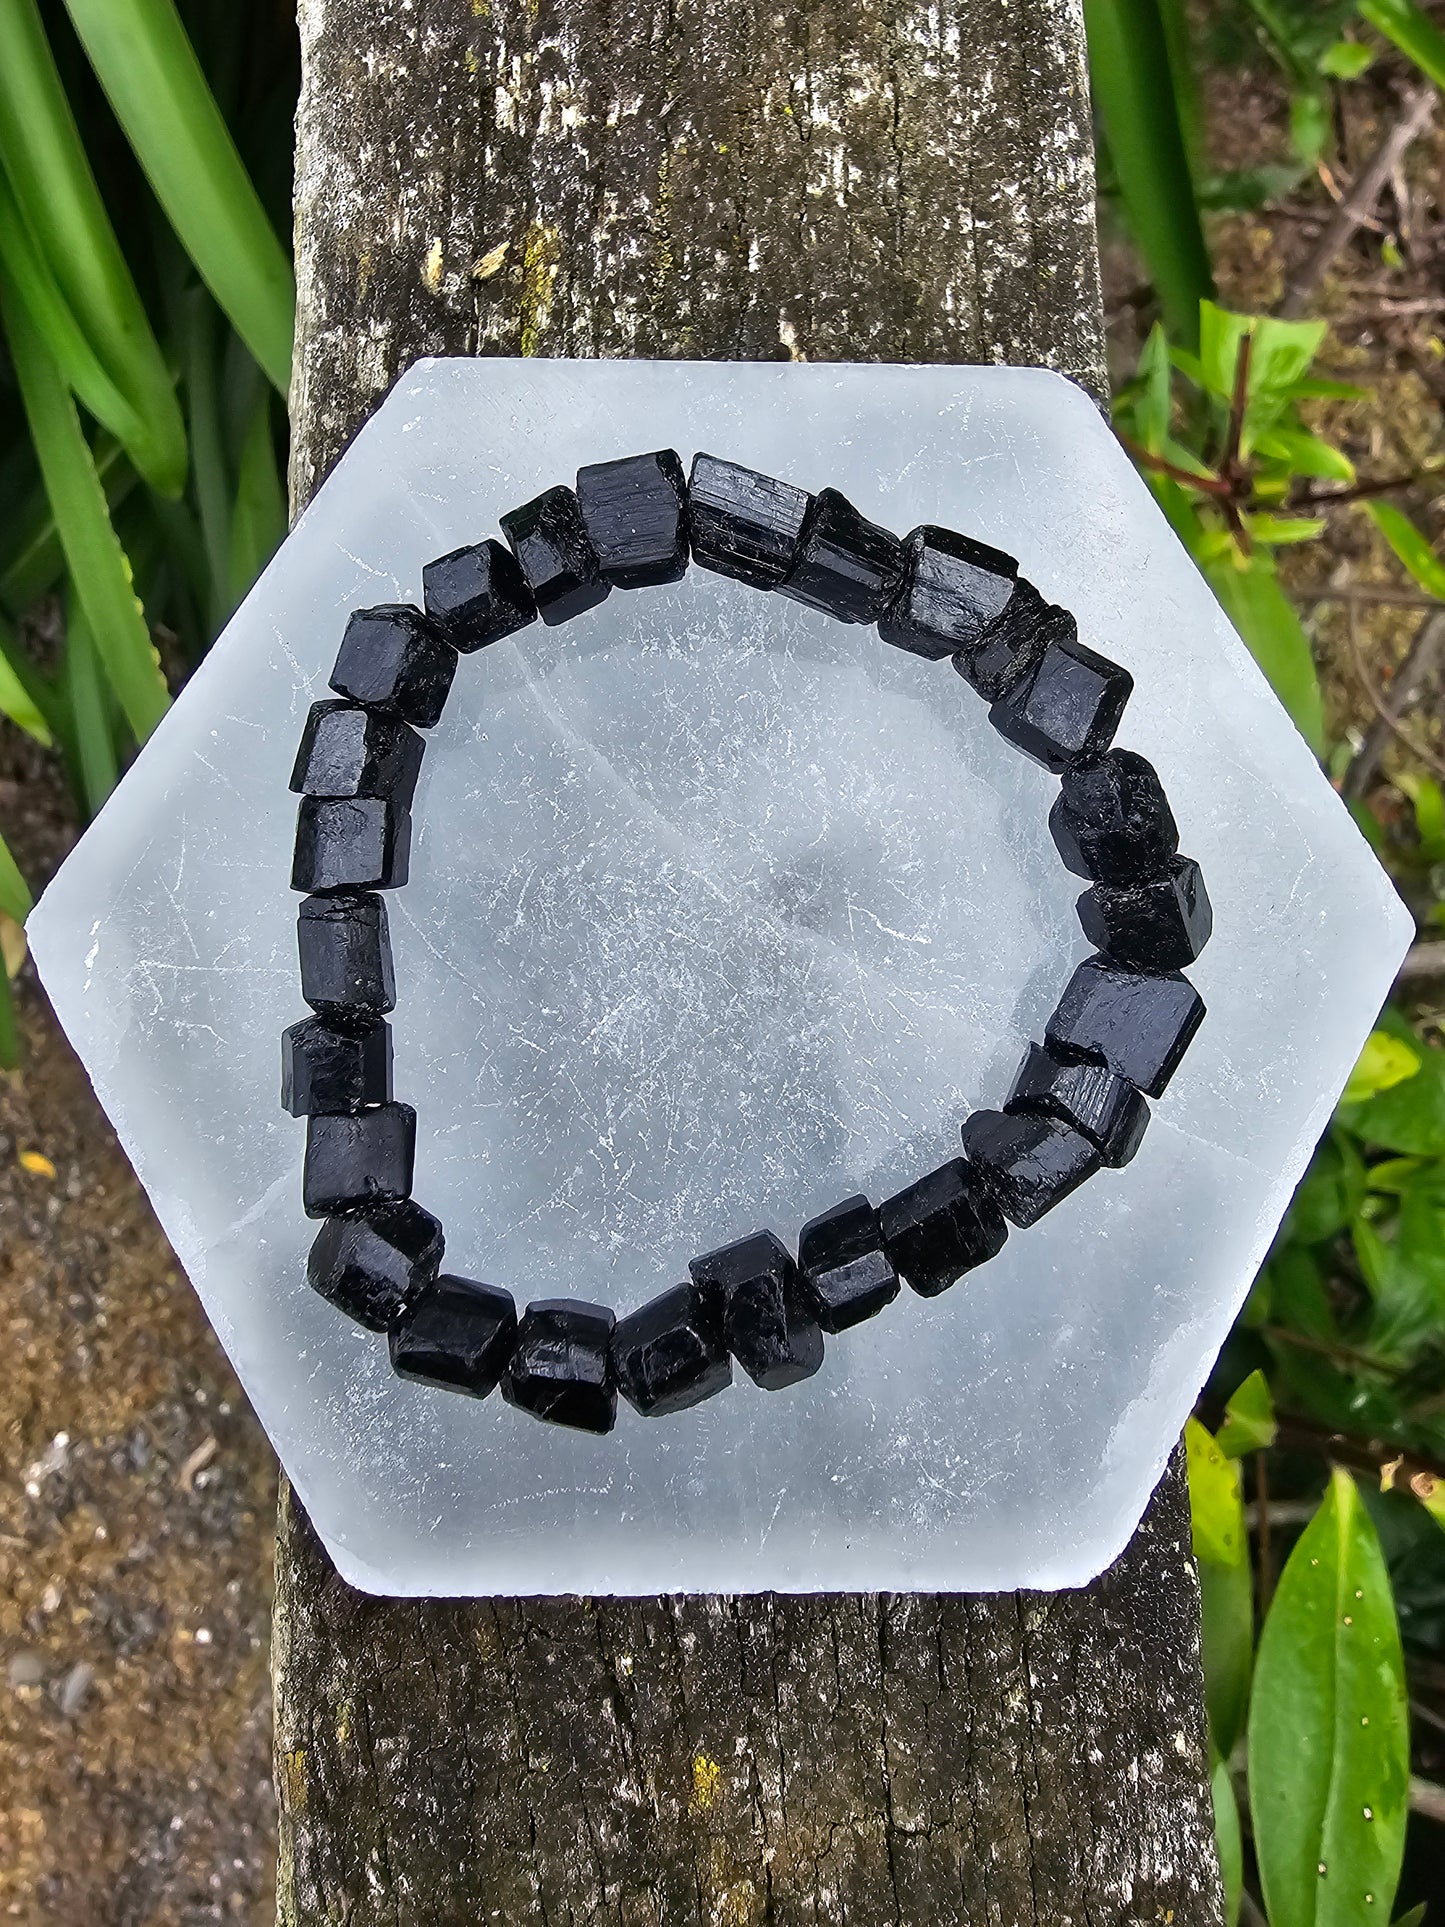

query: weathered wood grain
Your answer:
[276,1,1223,1920]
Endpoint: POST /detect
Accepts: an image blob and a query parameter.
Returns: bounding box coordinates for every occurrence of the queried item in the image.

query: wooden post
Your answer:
[275,2,1225,1919]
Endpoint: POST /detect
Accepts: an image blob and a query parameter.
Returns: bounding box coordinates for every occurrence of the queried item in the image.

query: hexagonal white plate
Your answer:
[29,359,1410,1597]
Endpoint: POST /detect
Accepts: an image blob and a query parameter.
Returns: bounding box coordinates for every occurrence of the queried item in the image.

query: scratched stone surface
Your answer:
[28,358,1411,1597]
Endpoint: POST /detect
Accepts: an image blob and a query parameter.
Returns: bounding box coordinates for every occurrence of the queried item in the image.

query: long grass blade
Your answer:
[0,439,136,620]
[0,610,55,748]
[0,272,170,742]
[0,825,34,926]
[1083,0,1215,347]
[62,604,120,820]
[0,0,186,495]
[0,962,17,1071]
[1359,0,1445,89]
[61,0,295,394]
[227,394,285,613]
[0,171,151,463]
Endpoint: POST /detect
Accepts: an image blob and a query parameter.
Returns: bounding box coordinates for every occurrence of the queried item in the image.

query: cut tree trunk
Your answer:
[275,2,1225,1921]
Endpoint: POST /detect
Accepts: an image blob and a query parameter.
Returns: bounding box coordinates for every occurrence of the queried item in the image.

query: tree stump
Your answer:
[275,2,1225,1919]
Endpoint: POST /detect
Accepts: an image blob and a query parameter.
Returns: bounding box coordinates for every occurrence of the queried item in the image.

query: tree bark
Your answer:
[275,2,1224,1921]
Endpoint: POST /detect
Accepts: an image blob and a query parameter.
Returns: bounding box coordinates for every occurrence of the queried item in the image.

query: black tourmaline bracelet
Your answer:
[283,450,1211,1435]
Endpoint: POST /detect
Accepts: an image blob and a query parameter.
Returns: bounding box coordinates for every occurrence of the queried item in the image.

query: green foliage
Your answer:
[0,0,294,1068]
[1359,0,1445,90]
[1083,0,1215,345]
[1248,1470,1409,1926]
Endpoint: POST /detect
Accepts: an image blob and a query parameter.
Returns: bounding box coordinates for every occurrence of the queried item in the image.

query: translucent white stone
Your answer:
[28,360,1411,1597]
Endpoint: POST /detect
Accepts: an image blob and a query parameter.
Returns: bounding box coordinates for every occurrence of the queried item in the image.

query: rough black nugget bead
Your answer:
[1006,1041,1148,1169]
[292,795,410,894]
[1078,856,1213,971]
[500,485,611,625]
[958,586,1072,703]
[879,524,1018,660]
[576,450,689,589]
[307,1198,443,1331]
[1046,953,1205,1097]
[687,454,812,590]
[1050,749,1179,884]
[960,1108,1102,1228]
[796,1195,900,1332]
[389,1273,518,1398]
[612,1280,732,1417]
[689,1231,824,1390]
[330,605,457,729]
[779,489,904,623]
[989,635,1134,772]
[297,893,394,1016]
[502,1299,617,1433]
[879,1160,1007,1298]
[422,539,536,651]
[281,1015,391,1117]
[289,700,424,806]
[303,1101,416,1218]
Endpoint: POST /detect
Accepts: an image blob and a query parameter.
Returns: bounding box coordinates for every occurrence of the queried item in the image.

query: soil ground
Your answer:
[1,24,1443,1925]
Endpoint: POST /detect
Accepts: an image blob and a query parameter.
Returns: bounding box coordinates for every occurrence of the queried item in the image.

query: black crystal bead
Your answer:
[501,1299,617,1434]
[689,1231,824,1390]
[779,488,904,623]
[1005,1041,1149,1169]
[687,453,812,590]
[281,1015,391,1117]
[612,1280,732,1417]
[957,585,1073,703]
[329,605,457,729]
[302,1101,416,1218]
[989,635,1134,773]
[422,539,536,651]
[796,1195,900,1332]
[291,795,410,894]
[879,524,1018,660]
[576,449,689,589]
[307,1198,444,1331]
[879,1160,1007,1298]
[500,485,611,626]
[1046,953,1206,1097]
[297,892,394,1017]
[1078,855,1213,971]
[289,700,424,806]
[1049,749,1179,884]
[959,1108,1102,1228]
[389,1273,518,1398]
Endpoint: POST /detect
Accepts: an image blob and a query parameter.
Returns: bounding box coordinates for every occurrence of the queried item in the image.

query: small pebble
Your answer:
[7,1651,44,1690]
[57,1660,94,1718]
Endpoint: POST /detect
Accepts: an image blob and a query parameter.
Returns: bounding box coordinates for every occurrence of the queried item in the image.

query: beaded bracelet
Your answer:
[283,450,1210,1435]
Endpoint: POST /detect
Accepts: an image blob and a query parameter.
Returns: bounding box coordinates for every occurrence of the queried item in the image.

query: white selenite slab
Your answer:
[28,359,1412,1597]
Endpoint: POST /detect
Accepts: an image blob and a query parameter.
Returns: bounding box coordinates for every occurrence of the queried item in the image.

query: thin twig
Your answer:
[1263,1323,1407,1378]
[1272,1414,1445,1490]
[1344,608,1445,800]
[1412,1696,1445,1740]
[1291,471,1434,510]
[1279,88,1437,318]
[1345,599,1445,786]
[1411,1776,1445,1825]
[1117,435,1231,497]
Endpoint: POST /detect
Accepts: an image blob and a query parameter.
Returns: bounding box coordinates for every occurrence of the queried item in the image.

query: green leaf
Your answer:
[1289,84,1331,165]
[0,275,169,742]
[1365,500,1445,602]
[1359,0,1445,90]
[60,0,294,394]
[1206,553,1326,752]
[1212,1752,1243,1927]
[1254,425,1356,483]
[62,603,119,820]
[1218,1369,1278,1458]
[1243,511,1328,546]
[1083,0,1214,346]
[1390,1906,1427,1927]
[1318,39,1375,78]
[1344,1030,1422,1106]
[1187,1418,1255,1757]
[1342,1036,1445,1157]
[0,826,33,925]
[1395,771,1445,864]
[1289,1132,1367,1243]
[0,613,54,748]
[226,393,285,611]
[1248,1470,1409,1927]
[0,0,186,494]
